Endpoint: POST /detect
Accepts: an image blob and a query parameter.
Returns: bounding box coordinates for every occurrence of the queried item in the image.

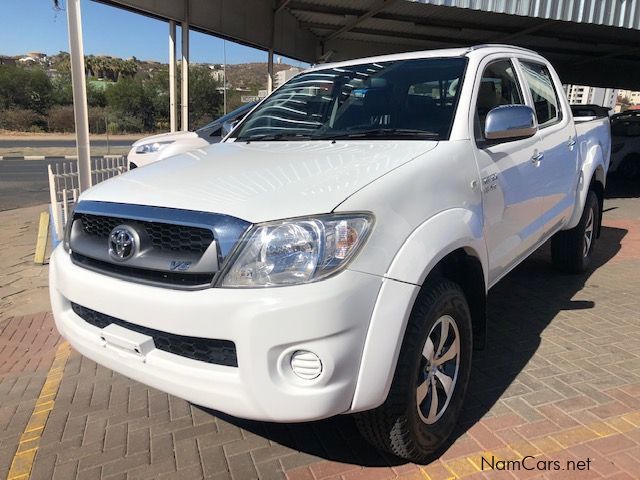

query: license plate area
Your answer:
[100,323,155,360]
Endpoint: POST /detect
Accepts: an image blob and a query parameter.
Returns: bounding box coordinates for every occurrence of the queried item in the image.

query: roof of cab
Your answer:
[303,44,543,73]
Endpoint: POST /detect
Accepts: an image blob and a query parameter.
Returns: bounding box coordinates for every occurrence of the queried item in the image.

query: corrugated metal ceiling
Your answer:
[95,0,640,88]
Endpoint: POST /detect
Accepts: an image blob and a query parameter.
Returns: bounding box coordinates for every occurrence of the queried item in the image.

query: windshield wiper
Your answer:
[315,128,440,140]
[236,132,313,142]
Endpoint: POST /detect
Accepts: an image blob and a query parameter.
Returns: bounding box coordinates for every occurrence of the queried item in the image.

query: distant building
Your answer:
[210,68,225,83]
[618,89,640,104]
[564,85,618,109]
[0,56,16,66]
[275,67,302,88]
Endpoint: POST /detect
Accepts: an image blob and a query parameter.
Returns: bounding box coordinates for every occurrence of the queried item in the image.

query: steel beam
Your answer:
[324,0,399,42]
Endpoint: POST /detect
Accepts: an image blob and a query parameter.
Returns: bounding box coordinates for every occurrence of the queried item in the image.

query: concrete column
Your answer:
[66,0,91,191]
[181,3,189,131]
[169,20,177,132]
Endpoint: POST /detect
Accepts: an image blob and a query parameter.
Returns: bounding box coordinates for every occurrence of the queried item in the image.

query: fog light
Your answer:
[290,350,322,380]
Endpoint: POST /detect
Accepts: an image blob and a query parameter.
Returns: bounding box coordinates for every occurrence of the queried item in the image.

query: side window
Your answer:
[475,60,524,141]
[519,61,561,127]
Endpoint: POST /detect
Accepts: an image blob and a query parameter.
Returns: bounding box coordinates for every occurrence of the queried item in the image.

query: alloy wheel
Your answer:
[416,315,460,424]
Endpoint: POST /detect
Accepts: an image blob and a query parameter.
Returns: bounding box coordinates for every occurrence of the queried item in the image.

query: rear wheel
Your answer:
[354,278,472,463]
[550,190,599,273]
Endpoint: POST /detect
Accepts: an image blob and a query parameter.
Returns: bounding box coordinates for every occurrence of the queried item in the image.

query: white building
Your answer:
[564,85,618,109]
[275,67,302,88]
[618,89,640,105]
[210,68,225,83]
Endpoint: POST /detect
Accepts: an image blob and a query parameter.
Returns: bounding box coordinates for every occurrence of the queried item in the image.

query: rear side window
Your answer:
[475,60,524,141]
[519,61,561,127]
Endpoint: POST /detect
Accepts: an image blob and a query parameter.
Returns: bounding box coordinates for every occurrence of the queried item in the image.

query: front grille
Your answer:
[77,213,214,254]
[71,253,214,289]
[71,302,238,367]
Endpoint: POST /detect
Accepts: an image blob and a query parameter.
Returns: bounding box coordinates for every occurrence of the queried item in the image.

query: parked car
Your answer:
[51,45,610,462]
[610,111,640,178]
[127,101,257,168]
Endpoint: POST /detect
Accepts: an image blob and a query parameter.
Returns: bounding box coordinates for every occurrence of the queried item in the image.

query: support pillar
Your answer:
[181,4,189,131]
[66,0,91,191]
[267,48,274,94]
[169,20,177,132]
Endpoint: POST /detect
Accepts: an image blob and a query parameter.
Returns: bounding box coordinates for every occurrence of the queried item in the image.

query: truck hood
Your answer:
[82,140,438,223]
[131,130,198,147]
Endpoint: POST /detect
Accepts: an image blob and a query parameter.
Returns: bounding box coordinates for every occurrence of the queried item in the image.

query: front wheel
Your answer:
[550,190,599,273]
[354,278,472,463]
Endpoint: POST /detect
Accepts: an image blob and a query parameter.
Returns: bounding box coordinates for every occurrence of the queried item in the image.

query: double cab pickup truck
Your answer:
[50,45,610,461]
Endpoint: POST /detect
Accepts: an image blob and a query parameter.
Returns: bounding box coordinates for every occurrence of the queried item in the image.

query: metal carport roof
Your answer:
[96,0,640,89]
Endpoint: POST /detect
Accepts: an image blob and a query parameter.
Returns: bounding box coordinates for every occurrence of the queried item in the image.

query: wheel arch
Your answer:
[351,209,488,413]
[566,144,607,231]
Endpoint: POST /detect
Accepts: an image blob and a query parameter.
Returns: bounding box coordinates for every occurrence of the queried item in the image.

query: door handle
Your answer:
[568,138,577,148]
[531,152,544,163]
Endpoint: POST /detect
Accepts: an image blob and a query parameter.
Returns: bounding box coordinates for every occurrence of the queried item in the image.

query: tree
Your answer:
[0,65,53,113]
[104,77,154,131]
[187,65,223,127]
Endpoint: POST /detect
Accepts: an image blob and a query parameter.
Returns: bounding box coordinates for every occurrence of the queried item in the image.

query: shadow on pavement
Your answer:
[199,223,627,467]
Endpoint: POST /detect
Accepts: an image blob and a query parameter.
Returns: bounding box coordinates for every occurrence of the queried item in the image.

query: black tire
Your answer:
[354,277,473,463]
[550,190,599,274]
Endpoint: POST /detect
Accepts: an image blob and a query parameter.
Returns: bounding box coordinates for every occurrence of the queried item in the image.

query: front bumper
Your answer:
[50,246,383,422]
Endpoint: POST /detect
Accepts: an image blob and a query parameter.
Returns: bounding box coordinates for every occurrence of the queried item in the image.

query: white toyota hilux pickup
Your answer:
[50,45,610,461]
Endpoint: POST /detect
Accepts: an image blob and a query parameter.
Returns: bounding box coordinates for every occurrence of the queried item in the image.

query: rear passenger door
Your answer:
[517,60,579,232]
[471,58,546,285]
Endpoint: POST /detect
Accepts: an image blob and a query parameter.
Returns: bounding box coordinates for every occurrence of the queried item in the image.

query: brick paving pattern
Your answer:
[0,182,639,479]
[0,205,52,321]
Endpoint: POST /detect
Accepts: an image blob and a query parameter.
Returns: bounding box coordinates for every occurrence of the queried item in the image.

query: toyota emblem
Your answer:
[108,225,138,261]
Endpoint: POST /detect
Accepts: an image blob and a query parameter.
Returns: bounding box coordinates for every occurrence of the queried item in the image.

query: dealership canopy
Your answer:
[97,0,640,89]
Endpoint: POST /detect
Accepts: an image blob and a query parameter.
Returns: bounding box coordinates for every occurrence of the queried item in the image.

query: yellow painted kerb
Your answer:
[7,342,71,480]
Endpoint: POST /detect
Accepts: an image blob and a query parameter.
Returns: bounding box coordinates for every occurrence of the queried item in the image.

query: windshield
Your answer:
[196,102,257,133]
[232,57,467,141]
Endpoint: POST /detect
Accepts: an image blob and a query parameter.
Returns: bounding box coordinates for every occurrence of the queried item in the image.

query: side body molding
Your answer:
[350,208,487,412]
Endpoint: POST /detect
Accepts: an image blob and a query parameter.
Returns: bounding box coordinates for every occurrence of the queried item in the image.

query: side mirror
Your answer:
[485,105,538,142]
[222,119,240,137]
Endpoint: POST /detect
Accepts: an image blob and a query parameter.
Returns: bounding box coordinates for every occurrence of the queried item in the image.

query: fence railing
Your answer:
[48,155,129,241]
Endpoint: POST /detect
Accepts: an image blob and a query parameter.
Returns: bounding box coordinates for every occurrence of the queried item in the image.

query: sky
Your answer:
[0,0,306,66]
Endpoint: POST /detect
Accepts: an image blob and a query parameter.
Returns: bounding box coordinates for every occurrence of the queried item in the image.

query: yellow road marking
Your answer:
[417,409,640,480]
[7,342,71,480]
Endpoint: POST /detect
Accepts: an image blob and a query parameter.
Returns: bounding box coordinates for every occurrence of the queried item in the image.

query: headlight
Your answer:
[219,213,373,287]
[135,141,173,154]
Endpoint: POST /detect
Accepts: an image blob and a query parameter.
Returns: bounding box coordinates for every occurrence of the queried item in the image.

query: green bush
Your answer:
[0,65,53,114]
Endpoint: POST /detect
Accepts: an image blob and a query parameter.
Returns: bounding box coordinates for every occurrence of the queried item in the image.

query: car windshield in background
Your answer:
[196,102,257,133]
[232,57,467,142]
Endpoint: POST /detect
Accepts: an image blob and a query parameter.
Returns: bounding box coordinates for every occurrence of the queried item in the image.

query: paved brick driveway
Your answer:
[1,178,640,479]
